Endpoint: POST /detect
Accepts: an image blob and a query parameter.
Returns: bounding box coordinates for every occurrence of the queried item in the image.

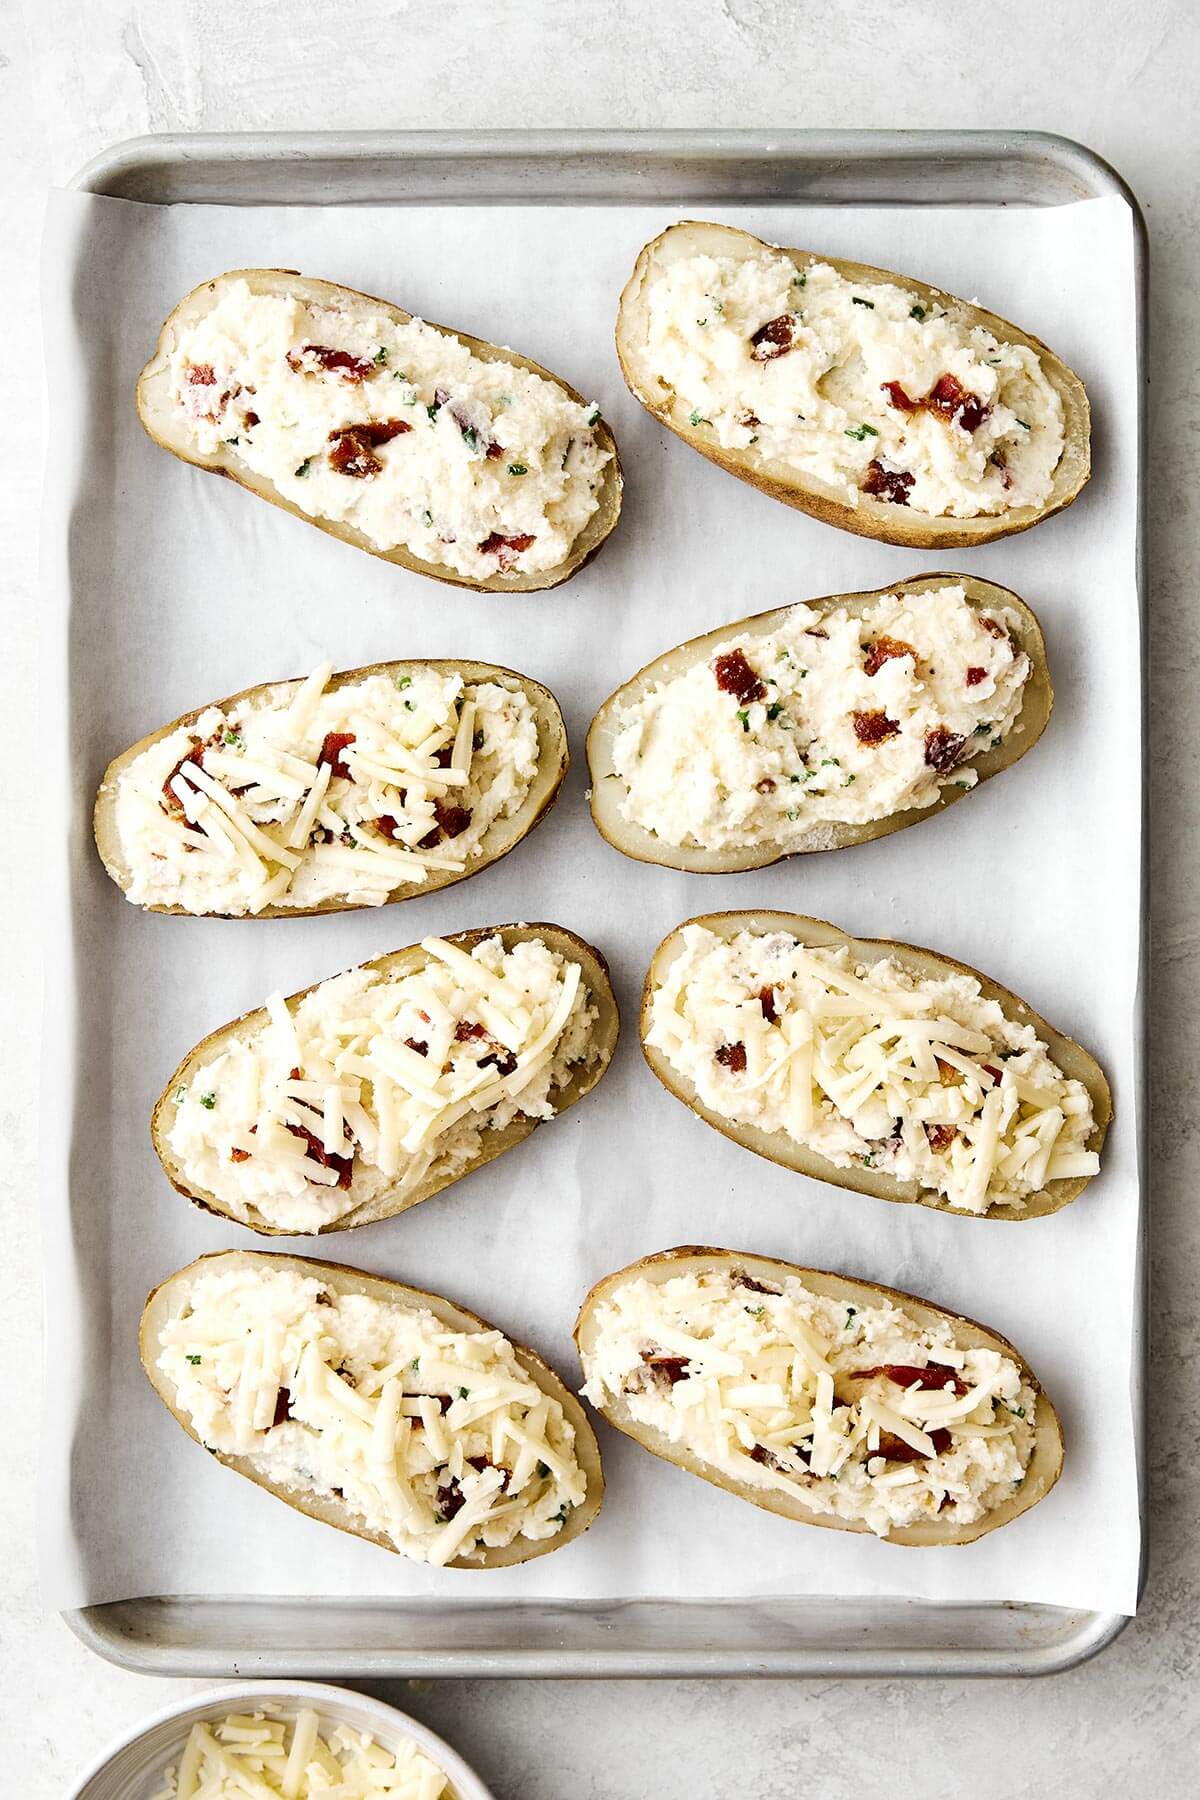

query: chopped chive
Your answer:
[506,462,528,476]
[766,702,784,721]
[185,1354,202,1365]
[844,1307,857,1328]
[199,1093,216,1110]
[852,295,875,309]
[1015,418,1031,430]
[174,1086,187,1103]
[793,271,807,288]
[404,700,416,712]
[373,346,387,366]
[456,1386,470,1399]
[396,675,412,690]
[422,509,433,527]
[845,423,878,441]
[736,709,750,732]
[909,304,926,321]
[223,730,242,748]
[294,459,312,478]
[408,1357,420,1373]
[586,405,600,425]
[689,409,711,428]
[225,436,239,446]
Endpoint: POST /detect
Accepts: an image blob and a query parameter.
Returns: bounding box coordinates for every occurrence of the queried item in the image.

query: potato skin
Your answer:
[93,657,568,919]
[640,911,1111,1221]
[586,571,1053,872]
[574,1245,1063,1546]
[137,268,623,592]
[142,1247,604,1569]
[616,220,1091,548]
[153,923,620,1235]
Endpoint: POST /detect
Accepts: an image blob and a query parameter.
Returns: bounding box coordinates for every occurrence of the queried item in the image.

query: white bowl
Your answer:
[65,1680,495,1800]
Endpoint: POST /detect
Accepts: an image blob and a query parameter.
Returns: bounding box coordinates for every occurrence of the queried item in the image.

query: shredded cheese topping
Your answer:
[106,661,541,915]
[152,1707,448,1800]
[167,278,611,580]
[167,933,600,1233]
[610,586,1029,850]
[580,1266,1037,1536]
[642,247,1064,517]
[646,926,1099,1214]
[158,1265,588,1567]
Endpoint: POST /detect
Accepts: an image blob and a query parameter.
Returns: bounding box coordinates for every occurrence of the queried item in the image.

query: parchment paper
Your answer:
[38,186,1142,1616]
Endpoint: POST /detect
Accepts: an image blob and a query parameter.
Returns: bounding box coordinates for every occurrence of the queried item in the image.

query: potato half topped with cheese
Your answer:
[154,924,618,1235]
[642,913,1110,1220]
[588,574,1050,871]
[95,657,566,918]
[617,221,1089,547]
[576,1247,1062,1545]
[137,270,622,591]
[143,1250,604,1568]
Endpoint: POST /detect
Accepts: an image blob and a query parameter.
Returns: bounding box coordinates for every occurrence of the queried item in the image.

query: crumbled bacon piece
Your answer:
[749,314,794,360]
[733,1271,782,1296]
[926,372,990,433]
[863,459,914,505]
[739,409,761,430]
[271,1387,295,1429]
[712,648,766,705]
[749,1445,790,1472]
[965,666,987,687]
[479,531,536,570]
[485,439,505,460]
[924,1122,959,1154]
[715,1041,747,1073]
[160,737,204,814]
[851,709,900,746]
[436,1478,465,1522]
[433,799,471,839]
[991,450,1014,490]
[243,409,260,428]
[318,731,356,779]
[287,344,374,382]
[327,418,412,477]
[983,1063,1003,1084]
[479,1046,519,1077]
[876,1428,952,1464]
[186,364,216,386]
[404,1038,429,1057]
[374,814,400,841]
[285,1122,354,1189]
[758,986,778,1023]
[881,379,920,413]
[924,725,966,771]
[434,745,454,769]
[979,615,1007,641]
[851,1362,969,1397]
[755,777,776,794]
[454,1020,488,1042]
[643,1352,691,1386]
[864,635,916,678]
[230,1147,251,1163]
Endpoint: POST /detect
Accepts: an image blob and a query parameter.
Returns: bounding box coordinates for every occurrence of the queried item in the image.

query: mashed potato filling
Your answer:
[646,926,1099,1214]
[158,1264,587,1566]
[169,278,610,579]
[169,935,600,1233]
[610,586,1028,850]
[109,661,541,915]
[580,1265,1036,1537]
[644,249,1064,517]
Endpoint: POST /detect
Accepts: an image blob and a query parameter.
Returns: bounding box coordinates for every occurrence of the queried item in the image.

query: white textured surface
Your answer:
[3,2,1198,1796]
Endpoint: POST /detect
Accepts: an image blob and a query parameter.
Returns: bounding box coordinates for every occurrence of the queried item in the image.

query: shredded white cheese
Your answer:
[580,1266,1037,1536]
[151,1707,448,1800]
[158,1264,588,1566]
[643,249,1064,517]
[645,925,1099,1214]
[167,934,600,1232]
[167,278,610,579]
[610,586,1028,850]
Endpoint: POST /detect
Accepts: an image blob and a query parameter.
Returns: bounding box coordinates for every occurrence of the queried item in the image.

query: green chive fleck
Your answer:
[225,436,239,446]
[766,702,784,721]
[506,463,528,476]
[456,1386,470,1399]
[1015,418,1031,430]
[186,1354,202,1365]
[552,1504,572,1525]
[223,730,242,748]
[422,509,433,527]
[852,295,875,309]
[174,1087,187,1103]
[426,404,440,423]
[736,709,750,732]
[845,423,878,441]
[746,1305,766,1318]
[844,773,856,785]
[910,305,926,321]
[199,1094,216,1110]
[974,721,991,736]
[408,1358,420,1373]
[786,808,799,821]
[586,405,600,425]
[404,700,416,713]
[294,459,312,478]
[461,424,479,450]
[845,1307,858,1329]
[397,674,412,690]
[793,271,807,288]
[689,409,711,428]
[820,758,839,768]
[789,773,802,784]
[373,346,388,366]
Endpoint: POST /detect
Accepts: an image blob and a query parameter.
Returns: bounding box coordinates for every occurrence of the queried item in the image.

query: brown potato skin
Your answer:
[142,1248,604,1569]
[586,572,1052,872]
[153,923,619,1235]
[574,1245,1063,1546]
[137,268,623,592]
[616,221,1090,548]
[640,911,1111,1221]
[93,657,568,919]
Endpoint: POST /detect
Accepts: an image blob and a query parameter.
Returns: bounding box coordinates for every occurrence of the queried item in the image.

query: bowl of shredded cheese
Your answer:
[65,1681,493,1800]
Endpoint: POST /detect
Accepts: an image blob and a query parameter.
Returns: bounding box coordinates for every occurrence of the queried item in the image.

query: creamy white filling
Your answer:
[645,927,1099,1213]
[168,279,610,578]
[168,934,600,1232]
[580,1267,1036,1536]
[611,586,1028,850]
[158,1265,586,1566]
[643,250,1064,517]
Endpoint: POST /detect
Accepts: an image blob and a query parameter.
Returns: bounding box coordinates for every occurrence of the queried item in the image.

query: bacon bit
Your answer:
[965,665,987,687]
[881,379,920,413]
[983,1063,1003,1083]
[927,373,990,433]
[288,1068,303,1082]
[318,731,356,780]
[712,648,766,705]
[758,986,778,1023]
[287,344,374,382]
[755,776,776,794]
[750,314,794,360]
[876,1428,952,1464]
[404,1038,429,1057]
[980,615,1007,641]
[863,459,915,505]
[230,1147,251,1163]
[479,1046,519,1076]
[243,409,260,428]
[418,798,472,849]
[749,1445,790,1472]
[436,1478,465,1522]
[864,635,916,678]
[924,1122,959,1154]
[285,1122,354,1190]
[479,531,536,571]
[715,1041,748,1073]
[454,1020,488,1042]
[852,709,900,746]
[374,814,400,841]
[160,737,204,814]
[186,364,216,386]
[991,450,1014,490]
[924,724,966,771]
[733,1271,782,1296]
[739,409,761,430]
[271,1387,295,1429]
[850,1362,970,1396]
[485,439,505,460]
[434,745,454,769]
[643,1352,691,1386]
[328,418,412,477]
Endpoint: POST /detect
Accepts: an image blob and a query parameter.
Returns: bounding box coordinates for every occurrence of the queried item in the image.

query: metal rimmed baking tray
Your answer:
[52,129,1147,1678]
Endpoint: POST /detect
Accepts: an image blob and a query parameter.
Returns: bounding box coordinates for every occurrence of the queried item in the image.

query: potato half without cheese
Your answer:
[154,924,619,1235]
[137,269,623,592]
[588,573,1050,871]
[642,913,1110,1220]
[143,1248,604,1568]
[576,1247,1062,1546]
[616,220,1090,548]
[95,656,567,918]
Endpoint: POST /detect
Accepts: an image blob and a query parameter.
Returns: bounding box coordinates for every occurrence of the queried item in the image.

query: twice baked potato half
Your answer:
[587,572,1051,872]
[576,1246,1062,1546]
[642,912,1110,1220]
[143,1248,604,1568]
[95,656,567,918]
[616,220,1090,548]
[154,923,619,1235]
[137,269,623,592]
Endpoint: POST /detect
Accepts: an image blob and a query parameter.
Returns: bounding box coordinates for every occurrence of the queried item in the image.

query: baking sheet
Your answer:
[40,185,1142,1617]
